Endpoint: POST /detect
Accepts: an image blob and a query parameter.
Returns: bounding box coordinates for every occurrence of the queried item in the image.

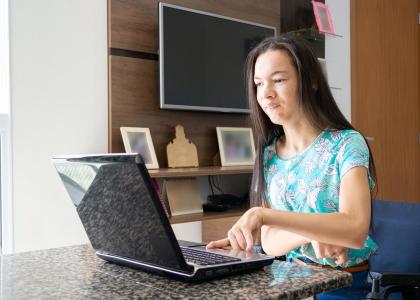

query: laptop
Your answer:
[52,153,274,282]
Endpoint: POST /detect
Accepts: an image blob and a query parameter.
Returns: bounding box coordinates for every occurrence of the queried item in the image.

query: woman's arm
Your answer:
[210,166,371,251]
[206,225,310,255]
[208,225,349,264]
[261,167,371,249]
[260,225,310,256]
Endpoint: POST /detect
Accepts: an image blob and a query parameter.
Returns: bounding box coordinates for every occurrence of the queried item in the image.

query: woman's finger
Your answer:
[206,238,230,249]
[243,229,254,251]
[335,250,348,265]
[324,248,336,258]
[231,228,247,250]
[326,246,345,258]
[228,230,241,250]
[335,253,346,265]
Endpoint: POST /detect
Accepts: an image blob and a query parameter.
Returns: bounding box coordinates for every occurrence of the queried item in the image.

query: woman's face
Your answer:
[254,49,303,126]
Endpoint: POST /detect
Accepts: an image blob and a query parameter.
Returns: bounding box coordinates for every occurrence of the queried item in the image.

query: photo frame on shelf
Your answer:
[312,1,335,35]
[216,127,256,167]
[120,127,159,169]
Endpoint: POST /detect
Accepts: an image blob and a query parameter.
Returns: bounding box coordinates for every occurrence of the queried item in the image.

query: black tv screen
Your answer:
[159,3,276,113]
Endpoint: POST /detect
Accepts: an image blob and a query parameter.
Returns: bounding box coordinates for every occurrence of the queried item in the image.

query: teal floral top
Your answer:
[263,129,378,267]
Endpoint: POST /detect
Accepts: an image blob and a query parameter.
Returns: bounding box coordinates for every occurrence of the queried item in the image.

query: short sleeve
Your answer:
[337,132,373,186]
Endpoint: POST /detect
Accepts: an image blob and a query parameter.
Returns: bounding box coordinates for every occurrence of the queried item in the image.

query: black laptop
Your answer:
[52,153,273,282]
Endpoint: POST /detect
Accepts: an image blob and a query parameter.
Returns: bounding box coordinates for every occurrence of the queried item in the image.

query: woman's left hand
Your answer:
[207,207,264,252]
[311,240,348,265]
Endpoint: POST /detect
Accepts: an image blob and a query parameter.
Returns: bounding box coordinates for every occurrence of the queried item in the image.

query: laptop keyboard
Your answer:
[181,247,241,266]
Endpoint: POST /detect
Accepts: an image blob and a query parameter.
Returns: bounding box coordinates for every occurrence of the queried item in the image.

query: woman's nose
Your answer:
[261,83,275,99]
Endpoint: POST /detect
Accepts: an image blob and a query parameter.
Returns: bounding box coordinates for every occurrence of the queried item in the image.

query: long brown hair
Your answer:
[245,34,377,207]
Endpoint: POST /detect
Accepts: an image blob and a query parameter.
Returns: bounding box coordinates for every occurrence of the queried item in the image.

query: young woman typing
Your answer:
[207,34,378,299]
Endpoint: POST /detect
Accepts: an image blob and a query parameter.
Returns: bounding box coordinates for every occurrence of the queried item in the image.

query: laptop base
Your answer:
[97,250,272,283]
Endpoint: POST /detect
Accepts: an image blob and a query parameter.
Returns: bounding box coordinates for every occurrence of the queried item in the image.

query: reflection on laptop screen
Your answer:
[54,155,185,270]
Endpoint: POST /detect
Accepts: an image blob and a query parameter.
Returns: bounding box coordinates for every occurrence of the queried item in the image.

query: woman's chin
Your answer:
[268,115,285,126]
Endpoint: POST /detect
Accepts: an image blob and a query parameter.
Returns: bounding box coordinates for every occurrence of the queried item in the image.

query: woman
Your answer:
[207,35,378,298]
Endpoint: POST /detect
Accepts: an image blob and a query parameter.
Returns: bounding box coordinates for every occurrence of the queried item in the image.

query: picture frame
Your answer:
[312,1,335,35]
[120,127,159,169]
[216,127,256,166]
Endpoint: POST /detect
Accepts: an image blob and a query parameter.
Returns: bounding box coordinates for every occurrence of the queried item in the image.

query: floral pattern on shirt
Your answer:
[263,129,378,267]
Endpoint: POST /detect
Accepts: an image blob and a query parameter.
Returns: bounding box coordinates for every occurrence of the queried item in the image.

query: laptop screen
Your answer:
[53,154,188,271]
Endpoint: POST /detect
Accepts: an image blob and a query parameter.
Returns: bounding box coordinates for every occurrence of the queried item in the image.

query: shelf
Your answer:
[287,28,342,41]
[169,205,248,224]
[149,165,254,178]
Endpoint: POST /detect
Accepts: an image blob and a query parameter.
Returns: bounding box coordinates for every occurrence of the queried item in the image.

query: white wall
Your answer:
[325,0,351,121]
[9,0,108,253]
[0,0,12,253]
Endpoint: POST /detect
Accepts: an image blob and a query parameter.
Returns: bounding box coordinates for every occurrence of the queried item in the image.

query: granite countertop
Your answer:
[1,244,352,299]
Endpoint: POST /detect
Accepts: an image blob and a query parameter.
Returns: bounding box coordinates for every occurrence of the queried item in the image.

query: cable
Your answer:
[211,175,224,194]
[208,175,214,196]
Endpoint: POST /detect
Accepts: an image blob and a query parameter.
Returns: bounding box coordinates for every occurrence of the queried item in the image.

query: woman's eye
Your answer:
[254,82,263,87]
[274,79,284,83]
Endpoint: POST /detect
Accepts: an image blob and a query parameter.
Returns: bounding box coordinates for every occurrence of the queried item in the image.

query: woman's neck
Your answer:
[278,122,322,157]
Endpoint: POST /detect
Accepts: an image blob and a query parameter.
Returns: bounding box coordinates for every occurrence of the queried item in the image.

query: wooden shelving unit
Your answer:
[169,205,248,224]
[150,166,252,223]
[149,165,254,178]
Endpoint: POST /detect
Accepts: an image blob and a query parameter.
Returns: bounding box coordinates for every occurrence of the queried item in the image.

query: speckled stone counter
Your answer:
[1,244,352,299]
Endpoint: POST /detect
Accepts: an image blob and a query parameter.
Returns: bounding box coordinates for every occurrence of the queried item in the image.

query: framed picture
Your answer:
[120,127,159,169]
[312,1,335,35]
[216,127,256,166]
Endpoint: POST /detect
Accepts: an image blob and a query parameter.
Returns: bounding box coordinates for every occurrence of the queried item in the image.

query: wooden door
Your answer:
[351,0,419,202]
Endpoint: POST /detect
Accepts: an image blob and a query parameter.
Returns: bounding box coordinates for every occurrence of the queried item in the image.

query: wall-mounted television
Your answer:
[159,3,276,113]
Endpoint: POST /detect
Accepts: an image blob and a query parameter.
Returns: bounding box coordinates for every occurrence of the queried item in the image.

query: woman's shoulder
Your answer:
[324,129,366,145]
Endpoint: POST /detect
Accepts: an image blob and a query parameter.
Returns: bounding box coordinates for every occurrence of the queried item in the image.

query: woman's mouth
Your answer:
[265,104,280,110]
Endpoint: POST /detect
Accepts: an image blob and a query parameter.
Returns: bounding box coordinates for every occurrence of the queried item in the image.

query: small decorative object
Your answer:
[120,127,159,169]
[216,127,256,166]
[312,1,335,35]
[167,125,199,168]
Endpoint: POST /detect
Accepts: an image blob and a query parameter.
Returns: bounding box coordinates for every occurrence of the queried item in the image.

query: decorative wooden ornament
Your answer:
[167,125,199,168]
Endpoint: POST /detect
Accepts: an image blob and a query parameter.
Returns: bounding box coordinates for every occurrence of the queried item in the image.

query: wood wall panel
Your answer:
[109,0,280,240]
[202,216,240,243]
[110,0,280,53]
[110,55,251,167]
[109,0,281,167]
[351,0,419,202]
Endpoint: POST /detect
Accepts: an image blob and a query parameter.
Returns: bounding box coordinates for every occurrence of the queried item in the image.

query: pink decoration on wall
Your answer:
[312,1,335,35]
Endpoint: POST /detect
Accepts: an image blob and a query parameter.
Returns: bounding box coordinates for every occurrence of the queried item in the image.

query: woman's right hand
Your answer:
[311,240,348,265]
[207,207,264,251]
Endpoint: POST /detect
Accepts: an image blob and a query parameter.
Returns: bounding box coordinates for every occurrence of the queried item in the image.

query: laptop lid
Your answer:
[52,153,191,272]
